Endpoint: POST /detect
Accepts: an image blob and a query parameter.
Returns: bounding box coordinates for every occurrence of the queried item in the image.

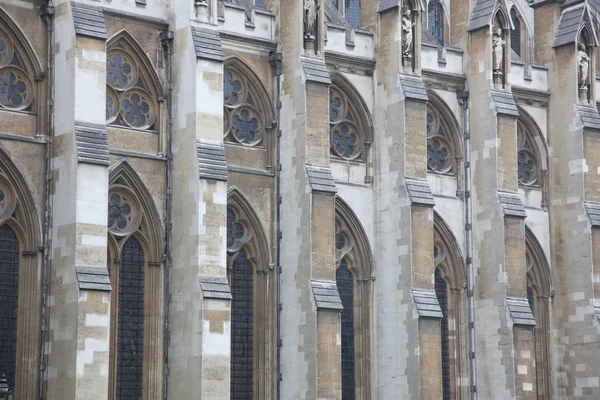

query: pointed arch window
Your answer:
[517,123,540,186]
[107,165,164,400]
[510,8,521,57]
[428,0,444,44]
[427,105,455,174]
[0,224,19,389]
[106,33,160,131]
[0,29,35,112]
[330,85,366,160]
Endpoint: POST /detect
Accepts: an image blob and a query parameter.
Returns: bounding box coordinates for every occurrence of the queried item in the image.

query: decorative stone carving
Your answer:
[401,7,414,59]
[578,43,590,88]
[304,0,317,39]
[492,28,504,72]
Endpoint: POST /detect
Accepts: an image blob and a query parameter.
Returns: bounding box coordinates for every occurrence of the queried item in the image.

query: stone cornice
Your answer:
[422,69,466,92]
[512,86,551,108]
[325,51,376,76]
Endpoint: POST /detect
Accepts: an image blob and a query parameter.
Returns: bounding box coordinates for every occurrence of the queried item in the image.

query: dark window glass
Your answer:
[116,237,145,400]
[511,8,521,57]
[428,0,444,44]
[435,268,450,400]
[255,0,263,8]
[527,286,535,316]
[231,249,253,399]
[0,225,19,390]
[337,259,355,400]
[345,0,361,29]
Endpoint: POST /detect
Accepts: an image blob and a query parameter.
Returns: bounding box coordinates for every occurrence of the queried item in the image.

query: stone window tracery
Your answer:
[223,69,264,146]
[517,126,539,186]
[106,49,158,131]
[427,105,454,174]
[0,30,34,112]
[330,86,364,160]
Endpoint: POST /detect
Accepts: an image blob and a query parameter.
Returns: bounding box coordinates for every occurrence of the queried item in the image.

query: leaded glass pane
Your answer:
[527,286,535,316]
[345,0,361,29]
[227,208,245,249]
[230,249,253,399]
[255,0,263,7]
[0,225,19,390]
[511,9,521,57]
[435,268,450,400]
[116,237,145,400]
[337,260,355,400]
[428,0,444,44]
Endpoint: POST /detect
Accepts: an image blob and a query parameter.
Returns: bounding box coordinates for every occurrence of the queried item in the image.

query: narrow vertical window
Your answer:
[511,8,521,57]
[435,268,450,400]
[0,225,19,389]
[527,286,535,315]
[230,249,254,399]
[116,237,145,399]
[337,259,355,399]
[345,0,361,29]
[428,0,444,44]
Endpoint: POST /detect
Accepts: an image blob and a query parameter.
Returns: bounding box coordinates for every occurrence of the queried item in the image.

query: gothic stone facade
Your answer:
[1,0,600,399]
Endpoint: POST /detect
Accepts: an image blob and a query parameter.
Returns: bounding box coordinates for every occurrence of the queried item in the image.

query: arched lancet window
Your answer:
[345,0,361,29]
[223,60,273,148]
[526,227,552,399]
[0,224,19,389]
[433,212,468,399]
[426,102,460,175]
[0,149,42,395]
[517,115,545,188]
[106,31,161,131]
[227,189,272,399]
[428,0,444,44]
[107,162,164,400]
[510,8,521,57]
[335,197,374,399]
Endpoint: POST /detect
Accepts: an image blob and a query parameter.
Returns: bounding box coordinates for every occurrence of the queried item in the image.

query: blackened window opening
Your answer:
[116,237,145,400]
[231,249,254,399]
[435,268,450,400]
[527,285,535,316]
[428,0,444,44]
[337,259,355,400]
[0,225,19,390]
[511,8,521,57]
[345,0,361,29]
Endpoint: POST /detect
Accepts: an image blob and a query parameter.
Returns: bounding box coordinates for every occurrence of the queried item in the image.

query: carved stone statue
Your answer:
[304,0,317,38]
[578,43,590,87]
[401,7,413,57]
[492,28,505,72]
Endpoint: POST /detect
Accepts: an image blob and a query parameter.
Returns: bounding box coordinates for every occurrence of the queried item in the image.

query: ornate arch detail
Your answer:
[226,187,272,270]
[223,55,275,147]
[517,107,548,187]
[433,210,466,289]
[492,2,511,30]
[106,30,163,131]
[330,71,373,145]
[426,91,462,175]
[335,196,374,281]
[0,6,43,79]
[108,159,163,262]
[525,226,552,297]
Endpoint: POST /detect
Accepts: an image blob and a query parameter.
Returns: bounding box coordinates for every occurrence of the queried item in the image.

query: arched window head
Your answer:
[428,0,444,44]
[330,86,365,160]
[510,8,521,57]
[517,124,540,186]
[427,105,454,174]
[106,32,160,131]
[0,29,34,112]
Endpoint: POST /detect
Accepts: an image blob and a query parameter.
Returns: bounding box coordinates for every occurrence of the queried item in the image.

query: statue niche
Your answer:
[492,27,505,89]
[578,43,591,102]
[401,7,414,69]
[304,0,318,52]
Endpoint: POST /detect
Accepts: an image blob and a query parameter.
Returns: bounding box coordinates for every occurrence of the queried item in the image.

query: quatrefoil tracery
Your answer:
[223,70,264,146]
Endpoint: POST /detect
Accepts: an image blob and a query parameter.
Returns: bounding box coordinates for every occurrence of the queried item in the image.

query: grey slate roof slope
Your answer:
[585,201,600,226]
[199,275,232,299]
[325,0,351,28]
[412,289,443,318]
[197,141,228,181]
[398,74,429,102]
[498,191,527,218]
[468,0,497,32]
[405,179,436,206]
[75,122,109,166]
[76,266,111,291]
[491,90,519,117]
[301,57,331,85]
[553,4,589,48]
[506,297,536,326]
[306,164,337,193]
[71,2,107,40]
[578,104,600,130]
[191,27,224,62]
[312,280,343,310]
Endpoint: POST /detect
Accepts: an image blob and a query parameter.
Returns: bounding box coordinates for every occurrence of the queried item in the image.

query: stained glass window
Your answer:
[511,9,521,57]
[517,128,539,186]
[337,259,355,400]
[0,33,33,112]
[345,0,361,29]
[0,225,19,390]
[428,0,444,44]
[116,237,145,400]
[427,107,453,174]
[230,249,254,399]
[435,268,450,400]
[330,87,363,160]
[223,69,264,146]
